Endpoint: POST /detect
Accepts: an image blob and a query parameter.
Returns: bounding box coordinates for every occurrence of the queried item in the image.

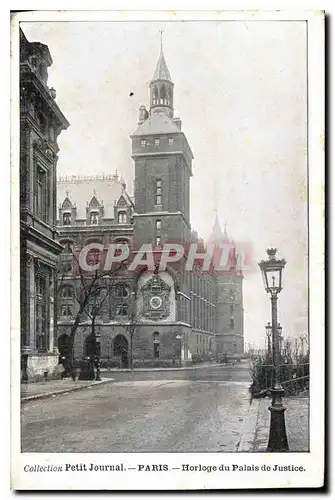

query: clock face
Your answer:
[150,296,163,310]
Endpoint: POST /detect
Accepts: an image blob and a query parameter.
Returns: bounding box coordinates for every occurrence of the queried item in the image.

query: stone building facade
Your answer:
[56,45,244,367]
[20,28,69,379]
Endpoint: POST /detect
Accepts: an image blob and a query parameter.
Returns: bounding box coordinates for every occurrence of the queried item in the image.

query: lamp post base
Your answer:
[267,403,289,452]
[95,360,101,381]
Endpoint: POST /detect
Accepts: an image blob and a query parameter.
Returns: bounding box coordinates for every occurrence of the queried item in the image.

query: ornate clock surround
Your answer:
[141,274,171,320]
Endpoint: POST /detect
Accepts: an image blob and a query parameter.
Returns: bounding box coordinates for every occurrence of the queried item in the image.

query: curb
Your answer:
[101,362,249,373]
[21,378,115,403]
[237,398,260,452]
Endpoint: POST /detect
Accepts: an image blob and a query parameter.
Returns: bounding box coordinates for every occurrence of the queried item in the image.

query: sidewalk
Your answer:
[21,377,114,403]
[238,396,309,452]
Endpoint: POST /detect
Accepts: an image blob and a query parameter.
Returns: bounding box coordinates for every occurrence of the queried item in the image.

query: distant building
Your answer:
[20,28,69,380]
[56,42,243,367]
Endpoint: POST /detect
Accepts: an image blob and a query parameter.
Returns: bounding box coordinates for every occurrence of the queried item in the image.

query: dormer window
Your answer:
[63,212,71,225]
[155,138,160,146]
[90,211,99,225]
[118,211,127,224]
[141,139,146,147]
[169,138,174,146]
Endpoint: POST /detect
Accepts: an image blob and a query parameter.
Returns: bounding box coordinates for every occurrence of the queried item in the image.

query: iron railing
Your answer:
[250,360,309,397]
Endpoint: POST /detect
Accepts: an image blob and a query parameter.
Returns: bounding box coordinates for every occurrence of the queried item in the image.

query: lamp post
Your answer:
[259,248,289,452]
[175,334,182,367]
[95,329,101,381]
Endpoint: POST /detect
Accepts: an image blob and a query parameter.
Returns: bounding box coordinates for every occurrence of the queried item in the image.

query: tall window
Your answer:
[36,166,48,221]
[60,285,73,317]
[63,212,71,225]
[115,284,129,298]
[87,293,101,317]
[61,240,73,254]
[153,332,160,358]
[230,318,235,329]
[141,139,146,147]
[169,138,174,146]
[155,138,160,146]
[155,236,161,247]
[156,220,162,231]
[115,303,128,316]
[118,211,127,224]
[90,211,99,225]
[87,248,100,266]
[230,304,234,316]
[35,275,47,351]
[155,179,162,206]
[60,259,72,274]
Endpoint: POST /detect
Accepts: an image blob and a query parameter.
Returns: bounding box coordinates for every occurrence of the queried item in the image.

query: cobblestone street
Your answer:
[21,363,253,453]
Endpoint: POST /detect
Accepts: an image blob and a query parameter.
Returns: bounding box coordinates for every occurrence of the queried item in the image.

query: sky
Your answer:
[21,20,308,348]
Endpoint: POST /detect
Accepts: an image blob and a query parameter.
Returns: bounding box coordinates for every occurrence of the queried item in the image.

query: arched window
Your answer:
[167,86,172,105]
[114,238,129,245]
[87,248,100,266]
[153,86,159,105]
[115,303,128,316]
[90,211,99,225]
[160,85,166,104]
[118,211,127,224]
[60,285,73,298]
[63,212,71,225]
[153,331,160,358]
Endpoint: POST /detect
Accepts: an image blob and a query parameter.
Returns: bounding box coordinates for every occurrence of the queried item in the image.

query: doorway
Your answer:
[113,334,129,368]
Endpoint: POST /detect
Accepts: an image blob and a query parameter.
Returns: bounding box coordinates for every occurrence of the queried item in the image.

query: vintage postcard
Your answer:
[11,8,324,490]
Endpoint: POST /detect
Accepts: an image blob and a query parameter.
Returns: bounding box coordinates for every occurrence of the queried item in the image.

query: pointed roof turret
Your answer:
[152,30,172,82]
[152,51,172,82]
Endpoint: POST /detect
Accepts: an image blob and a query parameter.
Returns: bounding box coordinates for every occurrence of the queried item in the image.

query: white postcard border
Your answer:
[10,8,324,490]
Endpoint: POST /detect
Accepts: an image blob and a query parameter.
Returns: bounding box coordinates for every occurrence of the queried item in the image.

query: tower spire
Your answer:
[160,29,163,53]
[149,32,174,118]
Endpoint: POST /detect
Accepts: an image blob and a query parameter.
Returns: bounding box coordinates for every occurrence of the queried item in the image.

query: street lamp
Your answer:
[259,248,289,452]
[175,334,182,368]
[95,329,101,381]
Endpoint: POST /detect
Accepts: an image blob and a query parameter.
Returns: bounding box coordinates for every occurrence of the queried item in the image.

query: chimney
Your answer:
[138,105,148,125]
[173,117,182,130]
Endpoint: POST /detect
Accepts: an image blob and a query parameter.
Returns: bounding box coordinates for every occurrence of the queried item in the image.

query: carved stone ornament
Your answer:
[35,138,54,159]
[141,274,171,320]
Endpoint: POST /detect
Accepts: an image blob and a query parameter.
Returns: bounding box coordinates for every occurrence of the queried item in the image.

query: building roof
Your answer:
[57,173,131,220]
[132,112,181,137]
[152,50,172,82]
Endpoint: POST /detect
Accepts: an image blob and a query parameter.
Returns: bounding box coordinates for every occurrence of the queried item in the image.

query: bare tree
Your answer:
[57,246,121,367]
[127,290,140,369]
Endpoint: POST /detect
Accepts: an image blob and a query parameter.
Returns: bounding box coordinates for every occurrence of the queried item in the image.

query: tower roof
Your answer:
[208,213,229,244]
[131,112,180,136]
[152,49,172,82]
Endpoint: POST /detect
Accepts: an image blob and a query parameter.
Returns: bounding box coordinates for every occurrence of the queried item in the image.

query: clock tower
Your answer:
[131,40,193,249]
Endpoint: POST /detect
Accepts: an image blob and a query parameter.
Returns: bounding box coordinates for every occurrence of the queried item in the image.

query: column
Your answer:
[29,258,36,351]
